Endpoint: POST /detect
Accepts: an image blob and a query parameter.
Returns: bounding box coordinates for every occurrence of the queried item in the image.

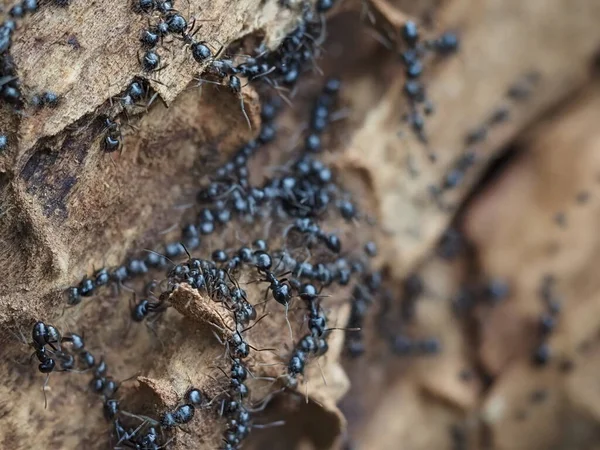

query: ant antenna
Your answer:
[181,243,192,260]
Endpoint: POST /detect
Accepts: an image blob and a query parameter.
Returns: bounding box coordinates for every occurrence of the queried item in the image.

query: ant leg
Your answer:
[9,327,28,345]
[212,43,225,57]
[213,183,245,200]
[315,357,327,386]
[145,319,166,350]
[157,437,175,449]
[284,302,294,345]
[108,153,118,170]
[282,223,295,247]
[115,419,148,446]
[210,309,235,333]
[120,411,159,426]
[42,373,50,409]
[146,91,160,110]
[325,326,361,333]
[203,389,228,408]
[251,376,278,383]
[248,66,276,82]
[240,313,269,333]
[152,62,170,74]
[263,79,293,107]
[194,77,222,88]
[253,420,286,429]
[255,362,286,368]
[247,344,278,356]
[210,330,229,359]
[305,377,309,404]
[120,281,136,293]
[246,387,285,412]
[261,288,270,313]
[158,222,179,235]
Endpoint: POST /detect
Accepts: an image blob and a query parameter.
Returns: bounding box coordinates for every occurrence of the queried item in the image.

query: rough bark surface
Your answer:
[2,0,600,449]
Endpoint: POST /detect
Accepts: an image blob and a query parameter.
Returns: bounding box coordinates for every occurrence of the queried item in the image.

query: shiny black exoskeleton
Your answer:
[103,117,122,153]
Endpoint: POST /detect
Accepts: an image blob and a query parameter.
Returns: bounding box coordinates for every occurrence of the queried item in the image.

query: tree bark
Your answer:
[1,0,600,449]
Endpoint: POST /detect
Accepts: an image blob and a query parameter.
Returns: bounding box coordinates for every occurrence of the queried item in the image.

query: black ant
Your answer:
[1,79,21,104]
[185,388,203,406]
[131,292,170,322]
[191,40,213,62]
[133,0,155,12]
[140,28,160,48]
[165,12,187,34]
[254,251,292,306]
[119,79,154,109]
[284,332,330,390]
[102,117,122,153]
[228,75,251,130]
[139,49,167,73]
[160,403,195,429]
[0,21,15,55]
[28,321,79,407]
[7,0,36,11]
[316,0,336,12]
[285,218,341,253]
[195,72,252,129]
[9,3,25,17]
[31,91,60,109]
[210,311,273,362]
[156,0,174,14]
